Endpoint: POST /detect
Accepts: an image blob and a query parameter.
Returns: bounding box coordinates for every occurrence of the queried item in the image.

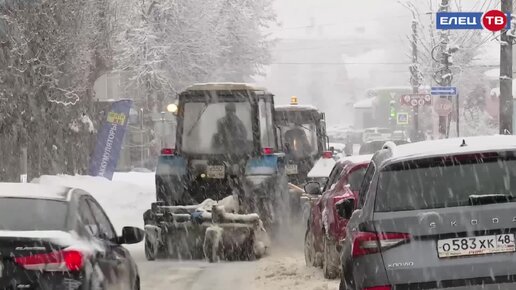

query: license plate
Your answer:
[285,164,298,175]
[437,234,516,258]
[207,165,225,179]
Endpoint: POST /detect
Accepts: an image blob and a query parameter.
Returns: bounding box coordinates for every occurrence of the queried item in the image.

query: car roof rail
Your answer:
[382,141,397,155]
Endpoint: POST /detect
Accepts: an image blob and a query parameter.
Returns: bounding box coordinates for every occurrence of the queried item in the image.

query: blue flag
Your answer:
[89,100,133,180]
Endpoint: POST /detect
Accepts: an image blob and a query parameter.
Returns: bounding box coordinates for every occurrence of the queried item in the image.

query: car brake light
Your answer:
[322,151,333,159]
[263,147,274,155]
[15,250,84,272]
[161,148,175,155]
[364,286,392,290]
[352,231,410,258]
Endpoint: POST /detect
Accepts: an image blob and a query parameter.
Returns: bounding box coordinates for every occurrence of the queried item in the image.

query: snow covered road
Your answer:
[128,244,338,290]
[34,172,338,290]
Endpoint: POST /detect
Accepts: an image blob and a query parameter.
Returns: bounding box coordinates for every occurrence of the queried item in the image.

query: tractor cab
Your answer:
[156,83,281,206]
[274,97,330,186]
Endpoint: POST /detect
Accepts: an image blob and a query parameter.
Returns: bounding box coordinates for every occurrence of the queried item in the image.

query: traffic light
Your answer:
[389,101,396,119]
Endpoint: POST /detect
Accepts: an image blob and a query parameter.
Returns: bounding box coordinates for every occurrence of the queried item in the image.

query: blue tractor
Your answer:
[143,83,289,261]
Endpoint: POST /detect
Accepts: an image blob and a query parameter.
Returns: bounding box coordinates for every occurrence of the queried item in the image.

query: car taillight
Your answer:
[161,148,175,155]
[15,250,84,272]
[364,286,392,290]
[263,147,274,155]
[352,231,410,258]
[322,151,333,159]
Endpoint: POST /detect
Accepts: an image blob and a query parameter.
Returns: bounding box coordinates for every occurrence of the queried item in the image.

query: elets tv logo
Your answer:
[437,10,511,32]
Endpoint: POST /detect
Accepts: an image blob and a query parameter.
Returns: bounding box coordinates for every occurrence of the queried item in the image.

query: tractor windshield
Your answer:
[182,101,253,155]
[280,124,319,158]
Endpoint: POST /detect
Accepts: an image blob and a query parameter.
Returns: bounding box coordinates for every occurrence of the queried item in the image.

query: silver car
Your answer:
[338,135,516,290]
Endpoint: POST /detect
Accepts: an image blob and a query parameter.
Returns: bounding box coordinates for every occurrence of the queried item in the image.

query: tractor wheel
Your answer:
[144,236,157,261]
[323,236,340,279]
[203,228,223,263]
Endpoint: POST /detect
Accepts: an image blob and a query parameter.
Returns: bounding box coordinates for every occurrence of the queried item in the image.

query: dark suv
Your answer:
[338,136,516,290]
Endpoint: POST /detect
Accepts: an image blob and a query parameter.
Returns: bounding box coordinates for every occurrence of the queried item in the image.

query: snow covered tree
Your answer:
[112,0,275,112]
[0,0,109,180]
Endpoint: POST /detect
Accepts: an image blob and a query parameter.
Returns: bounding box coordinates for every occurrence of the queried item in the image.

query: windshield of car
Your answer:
[280,124,319,157]
[0,198,68,230]
[182,102,253,155]
[376,154,516,212]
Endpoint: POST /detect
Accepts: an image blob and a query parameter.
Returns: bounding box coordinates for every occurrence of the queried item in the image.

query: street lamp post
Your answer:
[140,108,145,168]
[160,111,166,148]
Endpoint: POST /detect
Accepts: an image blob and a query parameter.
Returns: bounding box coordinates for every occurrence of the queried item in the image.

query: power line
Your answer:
[274,14,412,31]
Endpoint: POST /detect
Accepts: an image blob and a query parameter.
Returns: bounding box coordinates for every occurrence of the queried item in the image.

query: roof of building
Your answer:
[353,97,375,109]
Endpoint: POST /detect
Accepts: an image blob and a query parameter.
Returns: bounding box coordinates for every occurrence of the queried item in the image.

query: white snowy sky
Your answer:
[257,0,502,126]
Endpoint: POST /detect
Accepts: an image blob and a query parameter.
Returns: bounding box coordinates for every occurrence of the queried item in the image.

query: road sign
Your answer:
[400,94,432,107]
[431,86,457,96]
[397,113,409,125]
[434,98,453,116]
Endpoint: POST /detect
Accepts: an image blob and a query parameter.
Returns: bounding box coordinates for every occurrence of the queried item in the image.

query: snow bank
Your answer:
[33,172,156,235]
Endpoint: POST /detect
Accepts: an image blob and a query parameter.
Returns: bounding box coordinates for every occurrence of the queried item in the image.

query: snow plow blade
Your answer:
[143,201,269,262]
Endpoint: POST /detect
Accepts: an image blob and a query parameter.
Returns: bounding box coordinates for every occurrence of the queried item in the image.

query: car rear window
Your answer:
[348,167,367,191]
[359,142,383,155]
[0,198,68,230]
[375,153,516,212]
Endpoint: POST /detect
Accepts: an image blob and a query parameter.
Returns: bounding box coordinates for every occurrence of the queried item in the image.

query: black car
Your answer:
[0,183,144,290]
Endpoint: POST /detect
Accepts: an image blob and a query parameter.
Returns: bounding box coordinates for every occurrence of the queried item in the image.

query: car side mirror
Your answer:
[119,226,145,244]
[304,182,322,195]
[336,199,355,220]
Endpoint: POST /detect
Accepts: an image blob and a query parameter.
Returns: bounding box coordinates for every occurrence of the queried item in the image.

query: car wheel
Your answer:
[304,225,315,267]
[134,276,140,290]
[323,235,339,279]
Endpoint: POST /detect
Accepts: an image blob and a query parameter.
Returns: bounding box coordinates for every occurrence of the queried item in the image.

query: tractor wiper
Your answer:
[298,124,315,132]
[187,103,208,136]
[469,194,516,206]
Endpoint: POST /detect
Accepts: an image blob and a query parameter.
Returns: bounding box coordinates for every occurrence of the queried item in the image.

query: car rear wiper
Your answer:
[469,194,516,206]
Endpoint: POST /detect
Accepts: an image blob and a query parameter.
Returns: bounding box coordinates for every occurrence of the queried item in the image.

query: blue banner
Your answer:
[89,100,133,180]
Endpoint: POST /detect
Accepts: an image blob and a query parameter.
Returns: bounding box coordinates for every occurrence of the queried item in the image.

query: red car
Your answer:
[303,154,372,279]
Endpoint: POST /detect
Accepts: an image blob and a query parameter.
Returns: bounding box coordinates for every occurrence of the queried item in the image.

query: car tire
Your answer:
[134,276,140,290]
[304,225,316,267]
[323,236,339,279]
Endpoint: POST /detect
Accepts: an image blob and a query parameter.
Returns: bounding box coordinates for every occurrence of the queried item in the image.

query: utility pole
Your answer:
[436,0,452,138]
[500,0,513,135]
[411,18,420,140]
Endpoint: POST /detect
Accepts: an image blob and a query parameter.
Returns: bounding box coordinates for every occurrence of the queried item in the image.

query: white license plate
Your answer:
[207,165,225,179]
[437,234,516,258]
[285,164,298,175]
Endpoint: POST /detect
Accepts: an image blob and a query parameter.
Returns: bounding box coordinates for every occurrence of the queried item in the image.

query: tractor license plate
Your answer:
[285,164,298,175]
[207,165,225,179]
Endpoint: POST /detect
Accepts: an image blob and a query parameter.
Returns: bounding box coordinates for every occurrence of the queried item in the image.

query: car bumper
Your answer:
[0,268,83,290]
